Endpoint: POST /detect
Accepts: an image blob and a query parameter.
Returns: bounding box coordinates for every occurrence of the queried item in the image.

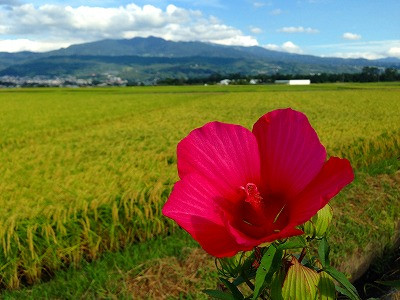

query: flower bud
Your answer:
[303,204,333,238]
[281,257,335,300]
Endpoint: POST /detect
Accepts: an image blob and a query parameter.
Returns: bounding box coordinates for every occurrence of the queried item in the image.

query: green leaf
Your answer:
[318,271,336,300]
[335,286,358,300]
[270,269,284,300]
[281,257,320,300]
[303,204,333,238]
[277,236,306,250]
[318,237,330,267]
[240,252,259,281]
[217,252,249,278]
[324,266,360,300]
[203,289,235,300]
[252,246,282,300]
[220,278,244,300]
[232,276,246,286]
[303,220,316,238]
[233,269,257,285]
[375,279,400,288]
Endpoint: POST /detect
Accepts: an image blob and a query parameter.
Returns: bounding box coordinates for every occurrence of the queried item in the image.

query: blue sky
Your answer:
[0,0,399,59]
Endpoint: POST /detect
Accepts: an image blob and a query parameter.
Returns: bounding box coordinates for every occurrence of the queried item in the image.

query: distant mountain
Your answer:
[47,36,245,58]
[375,57,400,63]
[1,36,399,82]
[0,51,42,70]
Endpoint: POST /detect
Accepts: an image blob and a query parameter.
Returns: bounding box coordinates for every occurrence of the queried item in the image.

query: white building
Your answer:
[249,79,259,85]
[275,79,311,85]
[219,79,231,85]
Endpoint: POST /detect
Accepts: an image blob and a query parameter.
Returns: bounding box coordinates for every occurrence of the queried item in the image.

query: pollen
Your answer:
[242,183,263,205]
[273,204,286,223]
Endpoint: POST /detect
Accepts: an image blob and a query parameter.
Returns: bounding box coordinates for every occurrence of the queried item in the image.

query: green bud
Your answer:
[282,257,320,300]
[281,257,335,300]
[303,204,333,238]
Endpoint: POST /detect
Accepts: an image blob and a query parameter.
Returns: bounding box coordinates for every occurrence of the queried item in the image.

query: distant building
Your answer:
[219,79,231,85]
[275,79,311,85]
[249,79,259,85]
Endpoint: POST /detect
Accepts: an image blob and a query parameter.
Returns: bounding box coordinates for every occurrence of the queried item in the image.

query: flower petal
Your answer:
[189,217,241,257]
[225,219,303,248]
[162,174,241,257]
[289,157,354,226]
[252,108,326,198]
[177,121,260,200]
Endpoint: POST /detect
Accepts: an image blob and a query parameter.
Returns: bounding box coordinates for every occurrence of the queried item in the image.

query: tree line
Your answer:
[158,66,400,85]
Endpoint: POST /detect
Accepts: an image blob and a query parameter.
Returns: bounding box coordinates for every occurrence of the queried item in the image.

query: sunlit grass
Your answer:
[2,169,398,299]
[0,83,399,288]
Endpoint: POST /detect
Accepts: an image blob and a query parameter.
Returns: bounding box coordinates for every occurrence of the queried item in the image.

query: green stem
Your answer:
[242,271,255,290]
[298,247,307,263]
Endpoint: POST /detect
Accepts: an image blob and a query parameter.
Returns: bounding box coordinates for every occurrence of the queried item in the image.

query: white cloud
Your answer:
[0,39,71,52]
[250,26,262,34]
[342,32,361,40]
[264,41,303,54]
[388,47,400,58]
[278,26,319,34]
[212,35,258,46]
[253,2,266,7]
[281,41,303,53]
[270,8,282,15]
[310,40,400,59]
[0,25,8,34]
[330,52,383,60]
[0,3,258,52]
[264,43,280,51]
[324,49,400,60]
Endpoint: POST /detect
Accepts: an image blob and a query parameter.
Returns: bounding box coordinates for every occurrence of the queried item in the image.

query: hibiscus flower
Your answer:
[162,108,354,257]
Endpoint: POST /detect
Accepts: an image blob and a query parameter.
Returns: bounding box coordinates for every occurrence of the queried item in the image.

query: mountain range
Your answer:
[1,36,399,82]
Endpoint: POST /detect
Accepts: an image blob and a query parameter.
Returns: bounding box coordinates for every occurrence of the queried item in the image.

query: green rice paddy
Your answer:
[0,83,399,293]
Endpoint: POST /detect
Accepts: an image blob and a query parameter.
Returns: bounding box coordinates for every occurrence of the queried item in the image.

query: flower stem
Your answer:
[241,271,255,290]
[298,247,307,263]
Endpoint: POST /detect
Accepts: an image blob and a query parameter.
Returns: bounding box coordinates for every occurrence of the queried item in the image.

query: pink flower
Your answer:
[162,109,354,257]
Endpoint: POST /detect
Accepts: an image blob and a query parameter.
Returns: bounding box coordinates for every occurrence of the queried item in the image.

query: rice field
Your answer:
[0,83,399,289]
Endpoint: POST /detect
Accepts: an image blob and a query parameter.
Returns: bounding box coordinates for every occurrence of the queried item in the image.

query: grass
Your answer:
[0,83,399,291]
[1,230,214,299]
[2,167,399,299]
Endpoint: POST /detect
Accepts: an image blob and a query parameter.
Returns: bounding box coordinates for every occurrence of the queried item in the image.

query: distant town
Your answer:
[0,66,399,88]
[0,74,128,88]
